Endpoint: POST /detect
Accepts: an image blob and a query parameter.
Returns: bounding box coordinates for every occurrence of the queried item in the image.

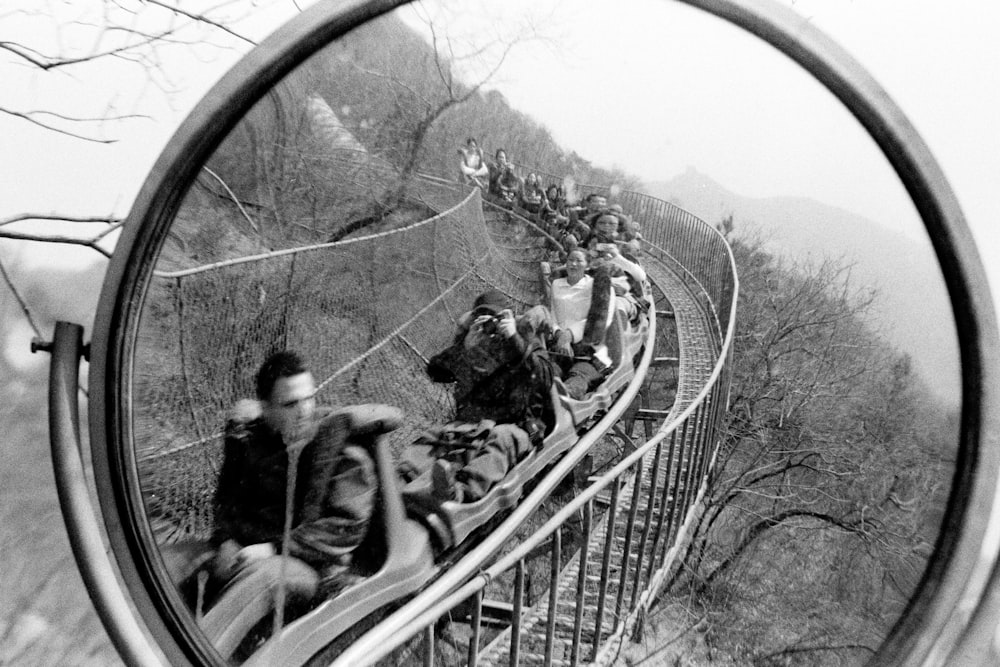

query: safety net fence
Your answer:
[133,176,552,543]
[133,157,732,550]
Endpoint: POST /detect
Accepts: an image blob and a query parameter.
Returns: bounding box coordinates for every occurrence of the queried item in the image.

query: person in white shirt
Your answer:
[544,249,615,399]
[458,137,490,189]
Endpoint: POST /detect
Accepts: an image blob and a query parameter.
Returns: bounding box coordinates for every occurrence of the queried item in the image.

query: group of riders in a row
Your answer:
[187,140,652,657]
[458,136,644,262]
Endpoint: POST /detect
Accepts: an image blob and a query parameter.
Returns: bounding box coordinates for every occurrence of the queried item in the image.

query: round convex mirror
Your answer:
[86,0,998,665]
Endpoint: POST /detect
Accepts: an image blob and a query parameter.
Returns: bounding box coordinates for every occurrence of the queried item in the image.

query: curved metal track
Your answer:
[469,245,720,667]
[328,196,732,666]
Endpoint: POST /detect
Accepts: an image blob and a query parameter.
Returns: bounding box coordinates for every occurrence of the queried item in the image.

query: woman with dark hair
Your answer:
[490,157,522,207]
[518,172,547,216]
[541,184,568,226]
[488,148,510,196]
[458,137,489,189]
[541,249,616,399]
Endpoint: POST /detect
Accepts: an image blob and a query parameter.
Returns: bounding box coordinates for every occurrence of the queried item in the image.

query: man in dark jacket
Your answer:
[202,351,394,656]
[399,290,556,503]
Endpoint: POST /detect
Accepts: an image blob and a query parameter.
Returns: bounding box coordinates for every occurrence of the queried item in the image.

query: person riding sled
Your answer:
[458,137,490,190]
[198,351,401,657]
[398,290,556,505]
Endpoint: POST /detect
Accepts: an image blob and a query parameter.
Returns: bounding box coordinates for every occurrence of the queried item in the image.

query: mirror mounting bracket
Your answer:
[44,320,163,667]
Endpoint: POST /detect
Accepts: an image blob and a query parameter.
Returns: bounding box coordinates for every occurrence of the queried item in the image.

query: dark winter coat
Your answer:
[426,322,555,442]
[212,408,376,567]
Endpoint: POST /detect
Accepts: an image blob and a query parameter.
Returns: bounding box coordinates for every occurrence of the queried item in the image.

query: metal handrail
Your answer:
[331,299,658,667]
[330,199,740,666]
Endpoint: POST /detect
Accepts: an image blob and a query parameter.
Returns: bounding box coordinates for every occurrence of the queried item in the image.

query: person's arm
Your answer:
[427,315,474,383]
[610,251,646,284]
[544,278,575,356]
[595,242,646,285]
[287,420,378,563]
[212,422,276,576]
[459,148,477,176]
[212,424,252,549]
[522,334,555,389]
[497,309,556,386]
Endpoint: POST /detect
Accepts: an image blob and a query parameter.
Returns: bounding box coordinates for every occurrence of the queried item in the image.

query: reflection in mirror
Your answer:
[128,1,960,664]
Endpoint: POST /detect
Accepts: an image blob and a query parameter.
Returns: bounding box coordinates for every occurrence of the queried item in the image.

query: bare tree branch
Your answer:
[0,254,44,338]
[704,509,877,586]
[0,229,112,258]
[0,213,123,228]
[760,642,878,660]
[200,166,260,234]
[0,108,118,143]
[143,0,257,46]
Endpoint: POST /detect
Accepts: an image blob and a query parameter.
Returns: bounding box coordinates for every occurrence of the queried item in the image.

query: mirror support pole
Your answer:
[44,320,164,667]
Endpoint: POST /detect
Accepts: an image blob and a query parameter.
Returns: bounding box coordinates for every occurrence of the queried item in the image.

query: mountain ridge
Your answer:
[644,167,960,406]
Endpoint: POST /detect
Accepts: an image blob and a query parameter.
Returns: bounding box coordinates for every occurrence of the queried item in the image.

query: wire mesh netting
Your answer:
[133,178,555,543]
[132,151,732,552]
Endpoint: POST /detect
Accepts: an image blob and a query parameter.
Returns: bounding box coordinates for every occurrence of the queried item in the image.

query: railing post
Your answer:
[544,529,562,666]
[630,438,663,610]
[511,560,525,667]
[423,625,435,667]
[591,478,620,659]
[468,590,482,667]
[648,433,678,580]
[570,500,593,667]
[615,461,646,622]
[670,418,693,538]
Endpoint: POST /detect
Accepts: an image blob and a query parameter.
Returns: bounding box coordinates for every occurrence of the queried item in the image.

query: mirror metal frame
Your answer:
[88,2,409,663]
[684,2,1000,663]
[84,0,1000,664]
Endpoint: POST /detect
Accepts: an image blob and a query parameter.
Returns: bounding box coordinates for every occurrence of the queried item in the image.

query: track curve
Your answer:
[324,188,737,667]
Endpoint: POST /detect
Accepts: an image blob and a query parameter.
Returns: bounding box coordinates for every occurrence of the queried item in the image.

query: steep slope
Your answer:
[645,168,960,406]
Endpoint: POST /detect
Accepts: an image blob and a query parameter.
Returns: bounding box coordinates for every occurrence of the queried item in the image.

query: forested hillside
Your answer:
[195,12,641,257]
[645,168,959,407]
[632,228,957,666]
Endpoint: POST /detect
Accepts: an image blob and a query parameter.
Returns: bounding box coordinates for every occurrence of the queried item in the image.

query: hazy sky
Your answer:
[403,0,999,247]
[2,0,999,362]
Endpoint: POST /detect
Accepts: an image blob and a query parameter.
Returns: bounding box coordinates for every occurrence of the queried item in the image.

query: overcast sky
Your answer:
[407,0,999,244]
[2,0,999,365]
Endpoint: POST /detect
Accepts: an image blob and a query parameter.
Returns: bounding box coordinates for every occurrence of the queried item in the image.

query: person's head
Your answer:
[256,351,317,440]
[471,289,509,318]
[464,290,512,372]
[466,137,478,148]
[545,185,559,200]
[565,248,589,284]
[617,214,637,240]
[495,149,508,165]
[623,239,642,257]
[594,214,619,238]
[585,194,607,212]
[526,172,538,186]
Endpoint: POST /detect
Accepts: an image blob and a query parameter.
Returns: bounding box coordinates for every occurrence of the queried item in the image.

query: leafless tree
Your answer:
[0,0,309,329]
[654,229,954,665]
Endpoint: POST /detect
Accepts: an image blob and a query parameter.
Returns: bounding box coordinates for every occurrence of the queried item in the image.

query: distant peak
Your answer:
[652,167,729,197]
